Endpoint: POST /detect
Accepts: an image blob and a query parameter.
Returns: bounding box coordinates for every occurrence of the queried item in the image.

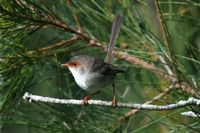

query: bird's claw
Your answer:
[81,96,91,105]
[111,97,118,106]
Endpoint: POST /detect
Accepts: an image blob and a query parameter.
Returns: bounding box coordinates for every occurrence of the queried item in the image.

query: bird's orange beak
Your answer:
[61,63,70,68]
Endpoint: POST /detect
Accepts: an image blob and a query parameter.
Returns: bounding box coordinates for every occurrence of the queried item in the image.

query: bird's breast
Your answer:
[74,73,89,90]
[68,68,87,89]
[69,68,114,93]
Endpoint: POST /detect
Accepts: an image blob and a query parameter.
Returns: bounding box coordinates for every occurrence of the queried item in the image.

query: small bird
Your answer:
[61,13,122,105]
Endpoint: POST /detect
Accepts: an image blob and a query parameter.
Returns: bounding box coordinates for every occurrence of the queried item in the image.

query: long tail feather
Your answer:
[105,12,122,63]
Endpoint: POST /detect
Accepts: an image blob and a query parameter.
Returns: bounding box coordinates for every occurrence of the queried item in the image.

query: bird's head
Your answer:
[61,55,94,75]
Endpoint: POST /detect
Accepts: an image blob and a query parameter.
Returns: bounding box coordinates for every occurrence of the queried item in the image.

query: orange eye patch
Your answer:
[61,61,80,68]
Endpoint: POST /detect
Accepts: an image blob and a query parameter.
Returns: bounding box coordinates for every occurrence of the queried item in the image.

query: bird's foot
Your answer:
[81,96,91,105]
[111,96,118,106]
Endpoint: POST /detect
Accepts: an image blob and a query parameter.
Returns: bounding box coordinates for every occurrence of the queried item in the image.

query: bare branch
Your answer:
[38,36,80,52]
[118,86,172,122]
[27,35,80,55]
[23,92,200,110]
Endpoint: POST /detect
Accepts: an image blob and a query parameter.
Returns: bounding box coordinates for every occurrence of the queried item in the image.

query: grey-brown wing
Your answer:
[91,59,123,75]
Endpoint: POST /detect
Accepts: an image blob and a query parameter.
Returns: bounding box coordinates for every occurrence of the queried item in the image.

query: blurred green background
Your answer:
[0,0,200,132]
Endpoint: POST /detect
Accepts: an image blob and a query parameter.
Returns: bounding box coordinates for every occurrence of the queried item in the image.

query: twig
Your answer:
[154,0,172,58]
[27,36,80,55]
[38,36,80,52]
[118,86,172,122]
[181,111,200,118]
[158,55,173,76]
[92,41,162,72]
[23,92,200,110]
[118,83,199,122]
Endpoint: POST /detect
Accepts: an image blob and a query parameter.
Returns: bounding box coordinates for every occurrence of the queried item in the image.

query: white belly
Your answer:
[69,67,113,93]
[74,73,89,89]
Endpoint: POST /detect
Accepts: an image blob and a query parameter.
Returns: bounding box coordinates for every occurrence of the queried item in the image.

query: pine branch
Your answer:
[23,92,200,110]
[1,0,197,99]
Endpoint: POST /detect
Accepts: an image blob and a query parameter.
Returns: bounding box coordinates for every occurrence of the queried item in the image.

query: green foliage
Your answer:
[0,0,200,132]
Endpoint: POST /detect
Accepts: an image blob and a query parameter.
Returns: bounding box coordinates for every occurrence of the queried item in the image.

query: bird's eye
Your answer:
[73,63,77,66]
[69,61,79,67]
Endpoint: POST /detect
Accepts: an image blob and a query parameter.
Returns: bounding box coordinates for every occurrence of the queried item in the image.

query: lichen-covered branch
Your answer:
[181,111,200,118]
[23,92,200,110]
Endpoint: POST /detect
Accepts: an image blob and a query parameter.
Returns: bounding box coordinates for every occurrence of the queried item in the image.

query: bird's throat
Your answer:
[69,68,89,89]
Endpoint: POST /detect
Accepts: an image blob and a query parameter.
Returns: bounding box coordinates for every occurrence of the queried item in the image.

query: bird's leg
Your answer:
[111,83,118,106]
[82,91,100,105]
